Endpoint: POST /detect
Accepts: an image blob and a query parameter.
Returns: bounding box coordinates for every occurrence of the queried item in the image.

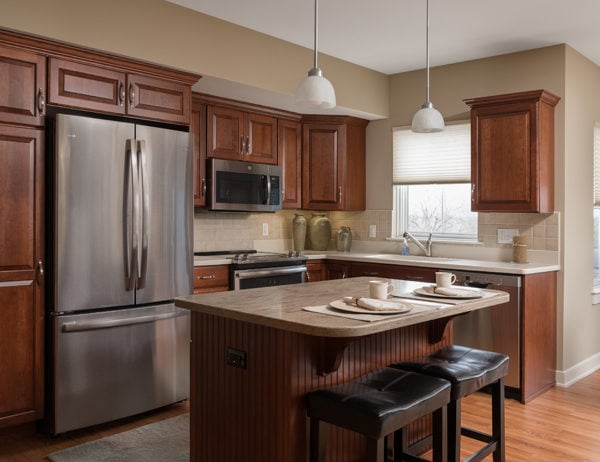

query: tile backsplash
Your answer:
[194,209,560,252]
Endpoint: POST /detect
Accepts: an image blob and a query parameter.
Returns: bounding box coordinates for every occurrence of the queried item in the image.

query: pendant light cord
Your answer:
[425,0,430,104]
[313,0,319,70]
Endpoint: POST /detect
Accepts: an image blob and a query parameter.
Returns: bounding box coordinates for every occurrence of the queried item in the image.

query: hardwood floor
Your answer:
[0,401,189,461]
[0,371,599,461]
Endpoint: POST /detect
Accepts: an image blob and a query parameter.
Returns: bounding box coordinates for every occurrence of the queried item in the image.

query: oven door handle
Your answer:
[235,266,307,280]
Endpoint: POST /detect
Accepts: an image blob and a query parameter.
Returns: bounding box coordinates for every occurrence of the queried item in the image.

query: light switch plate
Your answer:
[262,223,269,236]
[497,228,519,244]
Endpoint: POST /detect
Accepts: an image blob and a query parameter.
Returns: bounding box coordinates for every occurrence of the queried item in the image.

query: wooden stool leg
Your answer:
[432,405,448,462]
[366,437,385,462]
[492,378,505,462]
[447,399,461,462]
[310,418,327,462]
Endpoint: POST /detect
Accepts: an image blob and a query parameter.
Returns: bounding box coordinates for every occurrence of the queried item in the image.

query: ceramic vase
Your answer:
[307,213,331,251]
[292,213,307,252]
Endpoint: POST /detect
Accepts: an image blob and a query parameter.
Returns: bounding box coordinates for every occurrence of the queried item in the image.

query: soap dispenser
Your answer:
[400,238,410,255]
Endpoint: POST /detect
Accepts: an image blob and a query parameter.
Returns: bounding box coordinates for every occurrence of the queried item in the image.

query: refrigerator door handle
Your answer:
[61,310,188,332]
[125,139,139,291]
[137,140,149,289]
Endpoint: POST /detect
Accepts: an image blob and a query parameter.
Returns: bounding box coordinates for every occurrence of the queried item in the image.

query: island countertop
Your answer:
[175,276,509,338]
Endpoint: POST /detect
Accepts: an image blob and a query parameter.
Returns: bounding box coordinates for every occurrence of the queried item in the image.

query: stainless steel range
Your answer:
[195,250,307,290]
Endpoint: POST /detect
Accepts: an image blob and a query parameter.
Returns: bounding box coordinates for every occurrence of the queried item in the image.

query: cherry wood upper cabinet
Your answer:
[48,57,192,125]
[0,44,46,126]
[0,125,45,428]
[278,119,302,209]
[302,115,368,211]
[464,89,560,213]
[192,101,207,207]
[207,105,277,164]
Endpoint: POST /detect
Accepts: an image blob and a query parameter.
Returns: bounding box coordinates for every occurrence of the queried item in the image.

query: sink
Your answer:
[361,254,457,264]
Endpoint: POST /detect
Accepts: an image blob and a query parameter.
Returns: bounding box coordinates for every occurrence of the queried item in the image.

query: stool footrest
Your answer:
[461,427,494,444]
[463,441,498,462]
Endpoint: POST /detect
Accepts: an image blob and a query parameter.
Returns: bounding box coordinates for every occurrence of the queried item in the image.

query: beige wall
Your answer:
[561,47,600,371]
[0,0,389,118]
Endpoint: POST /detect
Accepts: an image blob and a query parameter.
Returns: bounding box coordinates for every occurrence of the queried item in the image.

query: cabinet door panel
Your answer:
[0,45,45,126]
[208,106,244,160]
[0,280,41,424]
[303,124,342,209]
[279,120,301,209]
[245,113,277,164]
[192,104,207,206]
[0,128,41,270]
[475,107,534,207]
[48,58,126,115]
[127,73,190,125]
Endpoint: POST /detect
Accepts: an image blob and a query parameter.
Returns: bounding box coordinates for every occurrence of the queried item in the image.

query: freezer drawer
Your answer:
[51,304,189,434]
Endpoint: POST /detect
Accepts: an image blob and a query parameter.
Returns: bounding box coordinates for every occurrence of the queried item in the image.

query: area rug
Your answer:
[47,414,189,462]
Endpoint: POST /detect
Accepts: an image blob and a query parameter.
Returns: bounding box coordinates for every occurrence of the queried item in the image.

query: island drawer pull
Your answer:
[197,275,216,280]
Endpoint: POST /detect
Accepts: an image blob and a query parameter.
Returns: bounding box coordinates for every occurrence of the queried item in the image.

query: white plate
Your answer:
[413,286,483,299]
[328,299,413,315]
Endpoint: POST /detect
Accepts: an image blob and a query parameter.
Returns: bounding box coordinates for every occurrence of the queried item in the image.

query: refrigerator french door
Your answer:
[49,114,193,434]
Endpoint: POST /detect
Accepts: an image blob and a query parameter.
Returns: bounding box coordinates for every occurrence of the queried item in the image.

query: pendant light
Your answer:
[295,0,336,109]
[411,0,444,133]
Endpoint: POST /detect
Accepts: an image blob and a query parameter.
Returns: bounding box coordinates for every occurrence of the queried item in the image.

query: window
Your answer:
[392,122,477,241]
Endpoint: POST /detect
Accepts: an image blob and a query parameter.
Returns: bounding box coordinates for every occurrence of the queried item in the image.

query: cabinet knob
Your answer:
[201,178,206,197]
[246,136,250,155]
[37,259,44,285]
[37,88,45,115]
[240,135,245,155]
[118,81,126,106]
[338,186,342,205]
[128,83,135,105]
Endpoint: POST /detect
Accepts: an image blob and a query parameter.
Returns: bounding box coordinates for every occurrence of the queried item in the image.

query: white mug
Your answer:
[435,271,456,288]
[369,280,394,300]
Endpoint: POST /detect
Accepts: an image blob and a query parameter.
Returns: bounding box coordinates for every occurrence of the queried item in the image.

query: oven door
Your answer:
[233,265,306,290]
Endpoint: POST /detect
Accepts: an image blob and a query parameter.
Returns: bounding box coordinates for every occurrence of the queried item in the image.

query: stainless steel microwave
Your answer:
[209,158,282,212]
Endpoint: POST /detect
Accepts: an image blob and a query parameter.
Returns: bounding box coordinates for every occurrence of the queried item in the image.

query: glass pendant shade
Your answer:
[412,102,444,133]
[295,68,336,109]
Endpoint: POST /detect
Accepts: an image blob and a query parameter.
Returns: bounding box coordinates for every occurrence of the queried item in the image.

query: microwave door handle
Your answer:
[137,140,149,289]
[265,175,271,205]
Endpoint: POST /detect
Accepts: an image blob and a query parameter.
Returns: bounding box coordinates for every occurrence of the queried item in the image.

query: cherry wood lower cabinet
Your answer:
[325,260,350,280]
[521,271,557,403]
[325,260,436,284]
[189,312,450,462]
[193,265,229,294]
[0,125,45,428]
[305,259,325,282]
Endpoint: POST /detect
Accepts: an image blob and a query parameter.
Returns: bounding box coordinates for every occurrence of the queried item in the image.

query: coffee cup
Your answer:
[369,280,394,300]
[435,271,456,288]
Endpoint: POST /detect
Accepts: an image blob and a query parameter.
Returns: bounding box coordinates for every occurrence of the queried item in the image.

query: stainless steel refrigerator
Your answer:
[48,113,193,434]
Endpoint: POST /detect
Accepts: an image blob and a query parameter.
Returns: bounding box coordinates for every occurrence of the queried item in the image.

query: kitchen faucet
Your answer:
[403,231,433,257]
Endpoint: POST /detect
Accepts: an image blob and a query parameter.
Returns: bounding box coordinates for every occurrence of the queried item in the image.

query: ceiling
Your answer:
[168,0,600,75]
[167,0,600,118]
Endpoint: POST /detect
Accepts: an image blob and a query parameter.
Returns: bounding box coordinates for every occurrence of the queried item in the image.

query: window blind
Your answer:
[392,122,471,185]
[594,123,600,206]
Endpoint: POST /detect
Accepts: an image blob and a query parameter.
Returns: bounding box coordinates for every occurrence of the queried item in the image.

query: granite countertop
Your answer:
[175,276,509,338]
[194,251,559,275]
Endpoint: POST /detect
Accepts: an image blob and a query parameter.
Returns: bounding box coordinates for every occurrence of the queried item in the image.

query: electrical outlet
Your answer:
[226,348,247,369]
[262,223,269,236]
[369,224,377,238]
[497,228,519,244]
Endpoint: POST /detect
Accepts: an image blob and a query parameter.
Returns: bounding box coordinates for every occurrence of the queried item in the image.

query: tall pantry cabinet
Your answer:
[0,42,46,428]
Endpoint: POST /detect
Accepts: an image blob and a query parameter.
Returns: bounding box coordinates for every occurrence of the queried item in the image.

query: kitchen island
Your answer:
[175,277,509,462]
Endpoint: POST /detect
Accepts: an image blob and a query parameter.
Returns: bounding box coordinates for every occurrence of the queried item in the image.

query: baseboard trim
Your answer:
[555,352,600,387]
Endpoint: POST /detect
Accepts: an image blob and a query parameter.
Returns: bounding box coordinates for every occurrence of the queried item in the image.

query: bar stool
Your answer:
[306,367,451,462]
[390,345,509,462]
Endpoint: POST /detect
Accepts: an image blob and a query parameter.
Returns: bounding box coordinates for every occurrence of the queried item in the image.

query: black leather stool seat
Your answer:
[307,367,451,461]
[391,345,509,400]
